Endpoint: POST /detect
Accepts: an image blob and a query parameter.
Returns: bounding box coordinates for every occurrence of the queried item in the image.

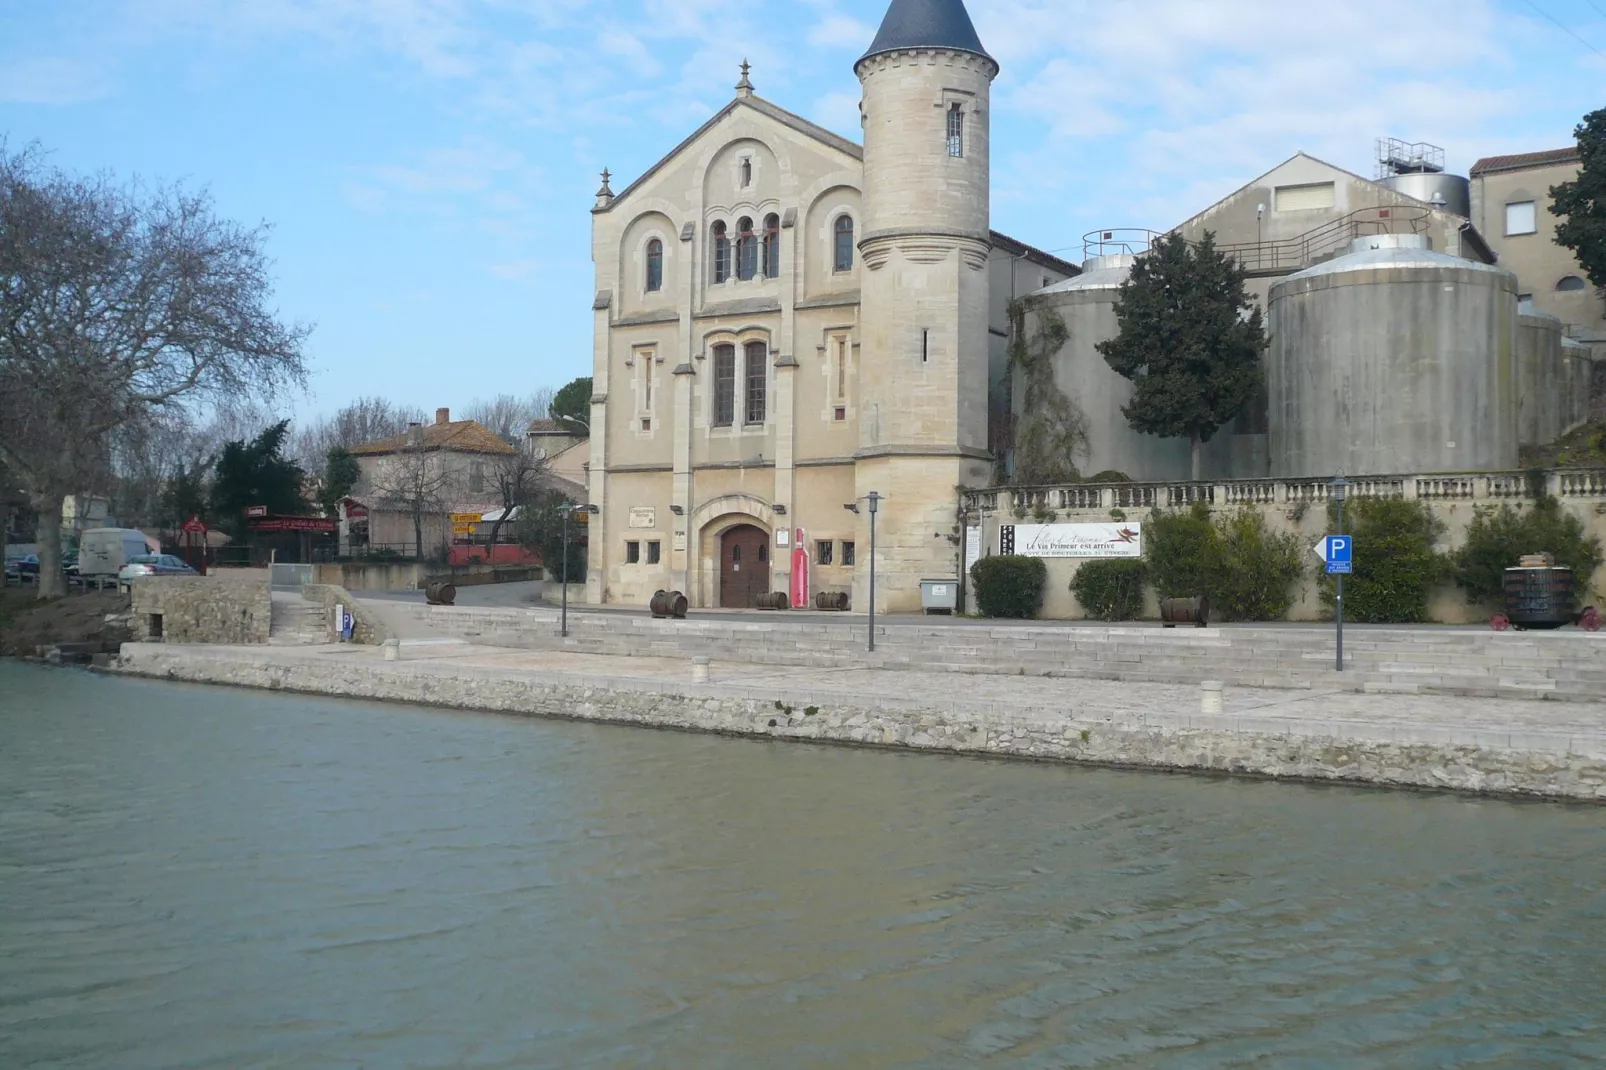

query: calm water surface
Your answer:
[2,662,1605,1068]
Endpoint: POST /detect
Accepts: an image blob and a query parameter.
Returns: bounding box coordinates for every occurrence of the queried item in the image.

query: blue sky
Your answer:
[3,0,1603,422]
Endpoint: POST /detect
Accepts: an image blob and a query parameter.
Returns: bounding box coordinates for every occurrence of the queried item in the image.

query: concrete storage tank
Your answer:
[1517,311,1565,447]
[1267,234,1518,479]
[1562,337,1592,432]
[1023,251,1192,482]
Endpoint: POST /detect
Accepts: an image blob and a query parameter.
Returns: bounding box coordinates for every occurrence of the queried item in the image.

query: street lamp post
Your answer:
[866,491,882,652]
[1331,476,1348,672]
[558,503,574,638]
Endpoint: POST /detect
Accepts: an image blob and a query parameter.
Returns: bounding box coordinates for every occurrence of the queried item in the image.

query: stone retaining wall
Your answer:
[303,584,389,644]
[130,576,270,644]
[112,644,1606,802]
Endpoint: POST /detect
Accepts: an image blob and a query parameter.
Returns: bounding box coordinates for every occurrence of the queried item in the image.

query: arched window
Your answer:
[712,344,736,425]
[645,239,663,292]
[740,158,752,187]
[947,103,964,158]
[1557,275,1588,292]
[763,213,780,278]
[737,217,758,281]
[744,340,767,424]
[833,215,854,273]
[711,222,730,284]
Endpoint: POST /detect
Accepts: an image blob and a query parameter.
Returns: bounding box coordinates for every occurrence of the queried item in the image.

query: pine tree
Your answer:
[1551,107,1606,291]
[1096,232,1266,481]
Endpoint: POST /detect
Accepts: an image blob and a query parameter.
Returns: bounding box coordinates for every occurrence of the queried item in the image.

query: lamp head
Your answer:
[1330,475,1349,504]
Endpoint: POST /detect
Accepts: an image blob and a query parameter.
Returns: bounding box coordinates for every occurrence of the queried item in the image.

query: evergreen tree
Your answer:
[1551,107,1606,291]
[514,487,586,582]
[318,446,361,517]
[549,376,593,435]
[1096,232,1266,481]
[209,420,308,535]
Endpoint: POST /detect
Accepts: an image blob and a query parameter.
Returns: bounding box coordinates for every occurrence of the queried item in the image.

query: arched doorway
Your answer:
[719,524,770,608]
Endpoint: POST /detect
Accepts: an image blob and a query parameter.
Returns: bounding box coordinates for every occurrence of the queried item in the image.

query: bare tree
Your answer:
[483,446,549,552]
[463,389,557,448]
[289,396,426,471]
[362,432,455,560]
[0,142,309,597]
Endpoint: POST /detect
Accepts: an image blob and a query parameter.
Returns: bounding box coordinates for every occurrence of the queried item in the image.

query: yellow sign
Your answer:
[451,513,481,524]
[452,524,475,535]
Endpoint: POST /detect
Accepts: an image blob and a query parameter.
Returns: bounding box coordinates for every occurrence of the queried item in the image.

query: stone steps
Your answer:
[268,598,326,646]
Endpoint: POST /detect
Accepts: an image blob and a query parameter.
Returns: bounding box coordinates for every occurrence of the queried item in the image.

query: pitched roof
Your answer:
[1469,148,1579,177]
[601,94,862,210]
[990,230,1080,277]
[861,0,993,64]
[349,420,517,457]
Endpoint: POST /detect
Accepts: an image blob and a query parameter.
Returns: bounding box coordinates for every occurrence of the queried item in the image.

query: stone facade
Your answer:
[585,2,1072,614]
[130,576,270,644]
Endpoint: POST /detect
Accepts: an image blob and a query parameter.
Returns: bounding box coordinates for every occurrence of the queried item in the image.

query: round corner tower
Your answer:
[853,0,998,613]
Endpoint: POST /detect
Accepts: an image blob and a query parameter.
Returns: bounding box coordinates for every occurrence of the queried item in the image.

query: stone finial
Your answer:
[736,59,754,97]
[594,167,613,210]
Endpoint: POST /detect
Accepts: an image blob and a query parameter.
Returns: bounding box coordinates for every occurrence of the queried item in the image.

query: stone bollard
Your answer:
[691,655,710,684]
[382,638,401,662]
[1201,680,1223,715]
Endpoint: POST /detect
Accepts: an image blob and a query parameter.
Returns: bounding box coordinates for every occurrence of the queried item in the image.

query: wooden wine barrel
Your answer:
[756,591,790,610]
[649,589,670,618]
[1503,567,1575,630]
[651,590,690,618]
[424,582,457,606]
[1159,596,1209,628]
[814,590,850,611]
[667,590,688,619]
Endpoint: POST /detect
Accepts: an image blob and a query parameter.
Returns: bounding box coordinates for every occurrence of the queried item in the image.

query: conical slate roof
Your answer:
[860,0,993,63]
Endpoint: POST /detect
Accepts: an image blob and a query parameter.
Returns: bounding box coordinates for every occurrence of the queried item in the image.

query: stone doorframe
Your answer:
[689,493,776,609]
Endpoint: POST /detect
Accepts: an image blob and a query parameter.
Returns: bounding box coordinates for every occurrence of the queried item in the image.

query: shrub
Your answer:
[1145,502,1221,599]
[970,555,1048,618]
[1211,509,1306,620]
[1144,504,1305,621]
[1454,496,1603,606]
[1070,559,1148,620]
[1085,470,1134,484]
[1320,498,1446,623]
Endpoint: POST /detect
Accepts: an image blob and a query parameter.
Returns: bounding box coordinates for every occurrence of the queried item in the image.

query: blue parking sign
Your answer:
[1321,535,1352,574]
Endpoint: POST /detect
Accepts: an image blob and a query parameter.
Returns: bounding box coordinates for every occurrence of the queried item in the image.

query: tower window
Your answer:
[713,344,735,425]
[833,215,854,273]
[645,238,663,292]
[947,103,964,158]
[712,222,730,283]
[1557,275,1587,292]
[737,217,758,281]
[763,213,780,278]
[744,340,767,424]
[740,158,752,187]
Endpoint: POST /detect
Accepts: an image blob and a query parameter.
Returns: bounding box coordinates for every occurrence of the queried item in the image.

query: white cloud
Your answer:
[0,57,113,104]
[808,13,872,49]
[810,90,861,140]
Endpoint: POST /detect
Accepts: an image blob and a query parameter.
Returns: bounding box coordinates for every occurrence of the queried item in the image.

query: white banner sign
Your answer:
[1002,522,1142,559]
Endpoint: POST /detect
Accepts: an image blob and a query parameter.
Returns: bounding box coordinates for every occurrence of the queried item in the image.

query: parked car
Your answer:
[118,554,198,589]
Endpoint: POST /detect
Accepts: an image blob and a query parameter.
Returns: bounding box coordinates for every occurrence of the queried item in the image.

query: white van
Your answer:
[79,528,158,580]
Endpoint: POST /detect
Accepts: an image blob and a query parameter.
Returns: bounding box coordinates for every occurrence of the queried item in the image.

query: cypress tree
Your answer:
[1096,232,1266,481]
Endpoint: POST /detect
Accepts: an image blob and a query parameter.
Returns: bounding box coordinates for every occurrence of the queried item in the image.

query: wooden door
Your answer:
[719,524,770,608]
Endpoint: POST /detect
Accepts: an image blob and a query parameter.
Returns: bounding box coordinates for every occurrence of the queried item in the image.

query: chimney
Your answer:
[435,407,450,425]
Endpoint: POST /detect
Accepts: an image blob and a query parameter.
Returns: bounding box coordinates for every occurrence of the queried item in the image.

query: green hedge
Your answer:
[970,555,1048,618]
[1454,496,1602,606]
[1144,503,1305,621]
[1320,498,1446,623]
[1070,559,1148,620]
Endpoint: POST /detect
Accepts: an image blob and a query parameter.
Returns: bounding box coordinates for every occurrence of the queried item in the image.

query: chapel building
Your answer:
[584,0,1073,611]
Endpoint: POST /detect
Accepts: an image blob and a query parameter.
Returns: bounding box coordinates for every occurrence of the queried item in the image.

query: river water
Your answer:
[2,662,1604,1068]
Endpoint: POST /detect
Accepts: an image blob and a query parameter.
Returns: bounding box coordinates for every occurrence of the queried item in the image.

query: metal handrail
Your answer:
[1215,204,1434,273]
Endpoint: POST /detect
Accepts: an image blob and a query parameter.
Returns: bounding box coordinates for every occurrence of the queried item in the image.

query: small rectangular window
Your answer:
[646,541,661,565]
[1506,201,1537,236]
[946,103,964,158]
[1274,182,1335,212]
[833,406,846,422]
[841,541,855,567]
[640,418,651,432]
[815,540,833,565]
[625,541,640,564]
[468,461,484,493]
